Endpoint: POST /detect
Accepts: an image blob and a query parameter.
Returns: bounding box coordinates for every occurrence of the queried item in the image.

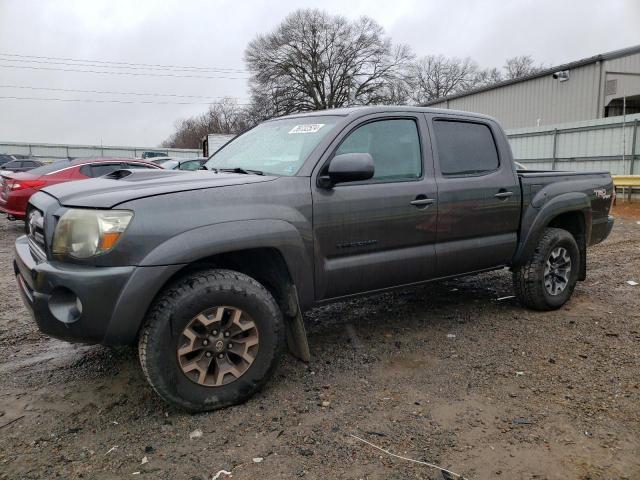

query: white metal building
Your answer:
[202,134,235,157]
[426,45,640,130]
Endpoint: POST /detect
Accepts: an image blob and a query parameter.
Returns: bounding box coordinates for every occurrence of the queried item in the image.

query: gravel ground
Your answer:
[0,204,639,480]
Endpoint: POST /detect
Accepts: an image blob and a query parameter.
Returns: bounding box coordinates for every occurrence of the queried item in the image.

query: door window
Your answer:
[433,120,499,175]
[335,119,422,181]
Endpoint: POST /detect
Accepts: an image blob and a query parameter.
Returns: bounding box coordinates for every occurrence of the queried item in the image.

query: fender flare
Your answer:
[512,191,592,267]
[139,219,315,309]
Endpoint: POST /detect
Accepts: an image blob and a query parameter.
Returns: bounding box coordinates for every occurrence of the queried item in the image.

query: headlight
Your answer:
[52,209,133,259]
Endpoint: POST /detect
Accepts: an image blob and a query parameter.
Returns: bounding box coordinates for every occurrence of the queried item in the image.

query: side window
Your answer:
[79,165,92,177]
[334,119,421,181]
[432,120,499,175]
[89,163,123,177]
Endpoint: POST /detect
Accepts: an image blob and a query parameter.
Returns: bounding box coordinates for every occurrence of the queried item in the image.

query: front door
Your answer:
[427,115,521,276]
[312,114,438,300]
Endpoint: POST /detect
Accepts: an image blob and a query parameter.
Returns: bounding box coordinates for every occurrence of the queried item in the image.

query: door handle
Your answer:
[494,191,514,199]
[410,197,435,207]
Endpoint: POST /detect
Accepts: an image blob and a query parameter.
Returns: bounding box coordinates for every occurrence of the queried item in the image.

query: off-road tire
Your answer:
[513,227,580,311]
[138,269,285,412]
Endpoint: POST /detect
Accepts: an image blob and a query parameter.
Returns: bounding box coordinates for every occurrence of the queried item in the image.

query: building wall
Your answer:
[205,134,235,156]
[430,51,640,130]
[430,62,601,129]
[601,51,640,113]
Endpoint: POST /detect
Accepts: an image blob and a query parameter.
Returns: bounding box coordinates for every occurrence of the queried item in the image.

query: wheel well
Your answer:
[155,247,310,361]
[547,211,587,280]
[175,248,298,317]
[547,211,585,239]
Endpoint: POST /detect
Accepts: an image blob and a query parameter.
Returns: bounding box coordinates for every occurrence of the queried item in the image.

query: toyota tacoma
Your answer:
[13,107,615,411]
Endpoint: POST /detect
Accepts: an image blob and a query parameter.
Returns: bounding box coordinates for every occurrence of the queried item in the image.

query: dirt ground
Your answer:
[1,204,639,480]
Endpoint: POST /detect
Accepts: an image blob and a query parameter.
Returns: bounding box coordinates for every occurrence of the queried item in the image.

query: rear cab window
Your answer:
[432,120,499,176]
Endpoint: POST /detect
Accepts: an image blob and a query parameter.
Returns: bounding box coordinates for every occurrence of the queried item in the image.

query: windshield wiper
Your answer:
[219,167,264,175]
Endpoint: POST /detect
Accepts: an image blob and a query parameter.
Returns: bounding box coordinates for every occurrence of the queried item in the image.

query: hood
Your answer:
[42,168,277,208]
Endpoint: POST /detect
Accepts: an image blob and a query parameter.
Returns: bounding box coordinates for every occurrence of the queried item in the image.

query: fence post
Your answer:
[551,128,558,170]
[631,119,638,175]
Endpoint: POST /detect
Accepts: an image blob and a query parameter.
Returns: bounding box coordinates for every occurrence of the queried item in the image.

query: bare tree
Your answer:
[504,55,541,79]
[408,55,479,103]
[244,9,413,116]
[162,98,250,149]
[473,67,503,87]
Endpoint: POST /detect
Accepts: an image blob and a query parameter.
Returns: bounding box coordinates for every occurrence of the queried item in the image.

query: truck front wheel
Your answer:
[513,227,580,311]
[138,269,285,412]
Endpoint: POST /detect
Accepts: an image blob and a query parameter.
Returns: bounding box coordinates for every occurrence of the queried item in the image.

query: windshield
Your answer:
[205,115,341,176]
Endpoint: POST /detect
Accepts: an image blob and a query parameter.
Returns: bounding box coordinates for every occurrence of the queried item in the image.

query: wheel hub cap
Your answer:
[544,247,572,296]
[177,306,259,387]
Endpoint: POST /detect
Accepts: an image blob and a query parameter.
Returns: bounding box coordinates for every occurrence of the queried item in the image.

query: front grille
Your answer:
[27,208,46,261]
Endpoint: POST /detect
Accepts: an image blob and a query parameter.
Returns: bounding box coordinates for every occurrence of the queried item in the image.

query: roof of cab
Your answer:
[275,105,496,122]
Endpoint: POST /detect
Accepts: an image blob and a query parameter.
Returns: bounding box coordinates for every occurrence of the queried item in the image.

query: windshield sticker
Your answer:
[289,124,325,134]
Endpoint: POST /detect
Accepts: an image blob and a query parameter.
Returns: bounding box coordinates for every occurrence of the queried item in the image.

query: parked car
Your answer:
[0,157,43,173]
[0,154,17,167]
[14,106,615,412]
[157,157,207,171]
[1,157,160,221]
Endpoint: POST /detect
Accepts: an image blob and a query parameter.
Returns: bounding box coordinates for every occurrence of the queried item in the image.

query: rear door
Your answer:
[311,113,438,300]
[427,115,520,276]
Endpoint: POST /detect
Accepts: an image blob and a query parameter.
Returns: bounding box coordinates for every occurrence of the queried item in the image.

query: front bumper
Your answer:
[0,187,33,220]
[0,202,26,220]
[13,235,184,345]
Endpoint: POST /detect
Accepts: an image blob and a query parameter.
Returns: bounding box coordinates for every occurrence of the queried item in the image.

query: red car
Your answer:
[0,158,162,221]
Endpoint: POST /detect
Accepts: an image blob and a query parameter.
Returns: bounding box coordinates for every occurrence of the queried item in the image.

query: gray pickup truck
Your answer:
[13,106,614,411]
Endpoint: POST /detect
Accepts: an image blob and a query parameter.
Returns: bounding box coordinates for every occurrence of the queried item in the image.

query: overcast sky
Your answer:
[0,0,638,148]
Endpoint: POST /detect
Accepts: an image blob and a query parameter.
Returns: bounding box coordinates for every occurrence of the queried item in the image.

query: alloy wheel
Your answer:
[543,246,572,296]
[177,306,259,386]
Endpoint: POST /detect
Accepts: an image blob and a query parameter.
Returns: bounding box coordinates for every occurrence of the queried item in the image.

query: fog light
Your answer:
[49,287,83,324]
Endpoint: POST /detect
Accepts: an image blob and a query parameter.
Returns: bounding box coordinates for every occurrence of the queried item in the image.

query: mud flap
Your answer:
[284,285,310,362]
[578,233,587,281]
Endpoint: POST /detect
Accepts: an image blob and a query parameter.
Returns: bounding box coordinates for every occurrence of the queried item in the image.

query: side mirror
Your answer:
[319,153,374,188]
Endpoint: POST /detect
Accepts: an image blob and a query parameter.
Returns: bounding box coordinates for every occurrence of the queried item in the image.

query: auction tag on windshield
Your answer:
[289,124,325,134]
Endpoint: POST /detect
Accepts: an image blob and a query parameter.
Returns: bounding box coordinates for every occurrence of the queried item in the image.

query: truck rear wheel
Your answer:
[138,269,285,412]
[513,227,580,311]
